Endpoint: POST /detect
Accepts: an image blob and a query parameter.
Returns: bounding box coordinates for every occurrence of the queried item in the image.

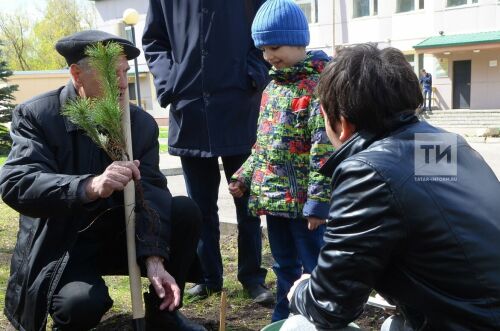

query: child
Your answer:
[228,0,335,322]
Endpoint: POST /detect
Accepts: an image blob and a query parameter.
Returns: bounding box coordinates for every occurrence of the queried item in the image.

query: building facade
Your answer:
[88,0,500,117]
[333,0,500,109]
[89,0,335,124]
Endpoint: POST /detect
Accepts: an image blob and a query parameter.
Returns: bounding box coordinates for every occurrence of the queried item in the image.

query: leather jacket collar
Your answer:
[319,113,419,177]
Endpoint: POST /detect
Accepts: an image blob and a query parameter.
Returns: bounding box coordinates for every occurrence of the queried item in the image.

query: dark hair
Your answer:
[317,43,423,134]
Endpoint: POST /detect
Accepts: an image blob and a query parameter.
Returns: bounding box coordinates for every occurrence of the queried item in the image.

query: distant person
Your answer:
[229,0,334,322]
[419,69,432,113]
[0,30,205,331]
[142,0,273,304]
[283,43,500,331]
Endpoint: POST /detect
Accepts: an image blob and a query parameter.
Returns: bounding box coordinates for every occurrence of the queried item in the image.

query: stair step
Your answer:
[421,110,500,130]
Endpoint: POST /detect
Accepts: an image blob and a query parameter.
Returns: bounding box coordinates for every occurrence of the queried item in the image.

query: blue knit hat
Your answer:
[252,0,310,48]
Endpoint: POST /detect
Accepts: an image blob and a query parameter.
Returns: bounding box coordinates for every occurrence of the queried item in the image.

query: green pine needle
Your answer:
[62,42,126,161]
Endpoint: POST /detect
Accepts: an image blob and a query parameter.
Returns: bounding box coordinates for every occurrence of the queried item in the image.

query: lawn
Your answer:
[0,155,7,167]
[0,199,18,328]
[159,143,168,153]
[0,124,10,167]
[159,126,168,139]
[0,199,278,330]
[0,198,388,330]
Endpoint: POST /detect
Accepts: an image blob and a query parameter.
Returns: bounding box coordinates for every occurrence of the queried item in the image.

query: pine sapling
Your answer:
[62,42,159,238]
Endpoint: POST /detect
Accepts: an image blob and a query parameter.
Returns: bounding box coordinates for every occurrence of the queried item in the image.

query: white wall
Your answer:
[334,0,500,50]
[433,0,500,35]
[309,0,334,54]
[330,0,500,109]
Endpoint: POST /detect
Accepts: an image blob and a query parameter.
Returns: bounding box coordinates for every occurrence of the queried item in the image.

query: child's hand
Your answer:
[307,217,326,230]
[228,180,247,198]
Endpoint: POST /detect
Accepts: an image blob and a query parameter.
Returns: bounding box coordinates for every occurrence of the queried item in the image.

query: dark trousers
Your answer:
[49,196,202,331]
[266,216,325,322]
[180,154,267,289]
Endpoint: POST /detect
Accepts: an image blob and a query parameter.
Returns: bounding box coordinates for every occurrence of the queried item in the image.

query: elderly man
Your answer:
[285,43,500,330]
[0,30,205,331]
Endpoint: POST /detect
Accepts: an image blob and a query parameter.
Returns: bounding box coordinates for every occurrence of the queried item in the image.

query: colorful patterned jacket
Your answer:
[232,51,334,219]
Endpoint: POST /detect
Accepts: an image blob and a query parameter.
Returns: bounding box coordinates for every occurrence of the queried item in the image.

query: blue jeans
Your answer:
[423,89,432,111]
[267,215,325,322]
[181,154,267,290]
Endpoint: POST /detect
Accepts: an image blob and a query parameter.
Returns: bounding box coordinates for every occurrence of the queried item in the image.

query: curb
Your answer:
[464,136,500,143]
[161,168,184,177]
[160,163,224,177]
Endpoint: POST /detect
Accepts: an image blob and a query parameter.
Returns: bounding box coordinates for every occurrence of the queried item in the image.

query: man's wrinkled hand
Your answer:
[146,256,181,311]
[85,160,141,201]
[228,180,247,198]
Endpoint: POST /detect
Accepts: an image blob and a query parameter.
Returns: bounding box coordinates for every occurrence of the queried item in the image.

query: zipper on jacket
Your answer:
[42,251,70,331]
[285,161,300,218]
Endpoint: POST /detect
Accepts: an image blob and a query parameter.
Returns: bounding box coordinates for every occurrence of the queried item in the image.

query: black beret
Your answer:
[55,30,140,65]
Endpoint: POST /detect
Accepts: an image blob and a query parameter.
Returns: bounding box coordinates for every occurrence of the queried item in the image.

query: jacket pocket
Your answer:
[285,161,300,218]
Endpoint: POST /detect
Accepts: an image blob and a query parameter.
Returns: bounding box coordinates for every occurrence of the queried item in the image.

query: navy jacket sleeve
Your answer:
[0,103,95,217]
[246,0,271,91]
[247,47,271,92]
[290,159,406,330]
[142,0,174,107]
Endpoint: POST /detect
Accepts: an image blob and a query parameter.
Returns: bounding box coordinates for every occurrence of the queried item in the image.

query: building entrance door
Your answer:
[452,60,471,109]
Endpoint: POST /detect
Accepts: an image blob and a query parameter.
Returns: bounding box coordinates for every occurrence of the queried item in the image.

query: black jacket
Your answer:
[142,0,269,157]
[0,82,172,331]
[290,116,500,330]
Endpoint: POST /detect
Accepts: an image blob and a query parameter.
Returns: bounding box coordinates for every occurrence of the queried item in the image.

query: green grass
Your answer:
[0,154,7,167]
[0,199,20,328]
[158,126,168,154]
[180,232,275,330]
[158,126,168,139]
[0,124,11,166]
[0,200,276,330]
[159,143,168,153]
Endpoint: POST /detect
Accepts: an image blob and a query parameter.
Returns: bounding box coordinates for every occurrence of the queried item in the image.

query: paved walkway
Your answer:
[160,137,500,229]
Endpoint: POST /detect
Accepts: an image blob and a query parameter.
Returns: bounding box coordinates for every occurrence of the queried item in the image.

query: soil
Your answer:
[93,232,390,330]
[2,232,390,331]
[95,304,390,330]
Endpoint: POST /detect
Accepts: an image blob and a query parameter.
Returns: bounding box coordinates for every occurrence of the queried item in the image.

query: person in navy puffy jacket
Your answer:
[142,0,274,304]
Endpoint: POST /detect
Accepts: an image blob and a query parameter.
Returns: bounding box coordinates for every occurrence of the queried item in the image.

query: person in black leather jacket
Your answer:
[285,43,500,331]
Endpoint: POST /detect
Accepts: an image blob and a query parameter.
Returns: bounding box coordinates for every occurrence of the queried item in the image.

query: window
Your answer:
[353,0,377,18]
[353,0,369,17]
[397,0,414,12]
[396,0,425,12]
[128,83,136,101]
[404,54,415,71]
[295,0,318,23]
[446,0,477,7]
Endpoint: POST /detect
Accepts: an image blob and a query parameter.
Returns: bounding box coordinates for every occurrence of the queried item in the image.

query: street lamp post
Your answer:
[123,8,142,108]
